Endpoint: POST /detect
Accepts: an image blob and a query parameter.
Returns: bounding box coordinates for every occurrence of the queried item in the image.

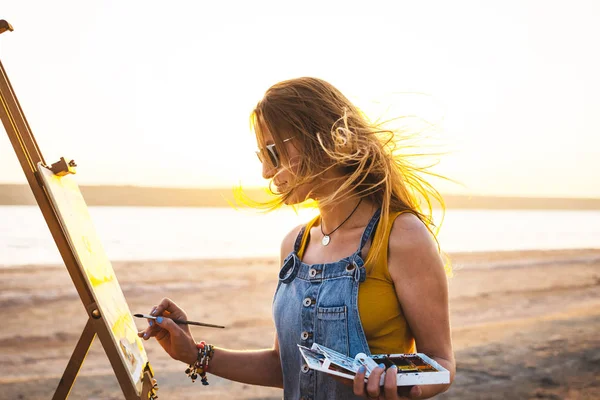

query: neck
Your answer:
[319,197,375,235]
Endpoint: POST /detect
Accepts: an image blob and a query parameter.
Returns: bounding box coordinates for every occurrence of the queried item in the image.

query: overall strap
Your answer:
[357,208,382,253]
[293,226,306,253]
[295,214,320,259]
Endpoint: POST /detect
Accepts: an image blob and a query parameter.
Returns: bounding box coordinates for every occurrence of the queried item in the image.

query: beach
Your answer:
[1,249,599,400]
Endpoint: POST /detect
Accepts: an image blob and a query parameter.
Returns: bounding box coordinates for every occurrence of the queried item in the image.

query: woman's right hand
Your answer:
[137,298,197,365]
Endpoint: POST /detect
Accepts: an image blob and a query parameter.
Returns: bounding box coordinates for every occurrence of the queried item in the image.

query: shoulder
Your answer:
[388,212,435,249]
[387,212,444,280]
[280,223,305,261]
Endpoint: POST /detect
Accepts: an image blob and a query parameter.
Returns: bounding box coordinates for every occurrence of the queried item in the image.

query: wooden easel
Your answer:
[0,20,158,400]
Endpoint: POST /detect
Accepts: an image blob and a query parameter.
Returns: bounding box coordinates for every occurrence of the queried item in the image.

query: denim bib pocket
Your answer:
[316,305,349,356]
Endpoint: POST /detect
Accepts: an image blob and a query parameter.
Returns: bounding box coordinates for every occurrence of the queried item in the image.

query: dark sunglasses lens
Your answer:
[256,147,278,169]
[267,146,279,168]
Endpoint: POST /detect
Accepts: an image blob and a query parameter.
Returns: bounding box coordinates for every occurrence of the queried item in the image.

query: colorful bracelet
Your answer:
[185,341,214,385]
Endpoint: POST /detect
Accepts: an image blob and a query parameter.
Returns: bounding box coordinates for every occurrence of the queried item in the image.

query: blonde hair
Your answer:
[244,77,448,270]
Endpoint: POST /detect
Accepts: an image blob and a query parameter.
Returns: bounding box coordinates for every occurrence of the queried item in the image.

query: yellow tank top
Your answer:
[297,211,416,355]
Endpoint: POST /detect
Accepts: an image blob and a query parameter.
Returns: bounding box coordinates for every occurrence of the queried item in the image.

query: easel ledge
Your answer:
[0,19,158,400]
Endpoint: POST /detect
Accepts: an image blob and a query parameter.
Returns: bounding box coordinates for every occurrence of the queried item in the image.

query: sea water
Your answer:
[1,206,599,267]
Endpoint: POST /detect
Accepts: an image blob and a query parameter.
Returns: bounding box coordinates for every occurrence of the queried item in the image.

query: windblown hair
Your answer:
[245,77,448,269]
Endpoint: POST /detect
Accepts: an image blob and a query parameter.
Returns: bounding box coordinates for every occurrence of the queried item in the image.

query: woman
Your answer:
[139,77,455,399]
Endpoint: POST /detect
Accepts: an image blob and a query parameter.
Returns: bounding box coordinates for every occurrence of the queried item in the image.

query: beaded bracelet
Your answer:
[185,341,214,385]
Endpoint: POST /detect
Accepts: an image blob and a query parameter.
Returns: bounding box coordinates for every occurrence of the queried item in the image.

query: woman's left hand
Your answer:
[353,364,422,399]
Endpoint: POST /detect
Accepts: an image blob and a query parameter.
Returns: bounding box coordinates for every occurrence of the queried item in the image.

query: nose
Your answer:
[262,162,277,180]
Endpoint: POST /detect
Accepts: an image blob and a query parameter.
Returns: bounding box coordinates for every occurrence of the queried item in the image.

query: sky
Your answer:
[0,0,599,198]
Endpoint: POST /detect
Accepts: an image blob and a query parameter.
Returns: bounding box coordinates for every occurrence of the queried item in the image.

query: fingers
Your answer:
[383,365,398,399]
[154,315,186,336]
[137,321,163,341]
[353,366,367,396]
[138,314,186,343]
[365,363,386,399]
[352,363,418,400]
[154,298,187,320]
[137,298,183,341]
[137,314,158,340]
[137,302,175,341]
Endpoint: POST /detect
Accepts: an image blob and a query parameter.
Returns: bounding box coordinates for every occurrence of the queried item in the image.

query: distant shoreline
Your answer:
[1,184,600,210]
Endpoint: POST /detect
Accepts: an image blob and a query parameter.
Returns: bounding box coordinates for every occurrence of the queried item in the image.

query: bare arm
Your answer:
[206,335,283,388]
[388,213,455,398]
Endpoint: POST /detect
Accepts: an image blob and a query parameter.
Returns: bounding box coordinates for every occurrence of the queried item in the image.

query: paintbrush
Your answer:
[134,313,225,329]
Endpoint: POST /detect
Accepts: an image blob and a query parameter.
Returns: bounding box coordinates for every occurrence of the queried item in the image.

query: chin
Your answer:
[282,196,299,205]
[278,190,297,205]
[284,191,311,206]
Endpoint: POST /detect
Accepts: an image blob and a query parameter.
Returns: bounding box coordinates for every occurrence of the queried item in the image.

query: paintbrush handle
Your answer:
[172,319,225,329]
[134,314,225,329]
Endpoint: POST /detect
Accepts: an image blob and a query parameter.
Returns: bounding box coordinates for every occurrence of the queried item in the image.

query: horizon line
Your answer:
[1,182,599,201]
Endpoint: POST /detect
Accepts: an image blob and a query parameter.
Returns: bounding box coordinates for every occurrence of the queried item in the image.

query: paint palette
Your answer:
[298,343,450,386]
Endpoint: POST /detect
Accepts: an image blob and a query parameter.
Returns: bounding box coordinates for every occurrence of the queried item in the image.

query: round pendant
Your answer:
[322,235,330,246]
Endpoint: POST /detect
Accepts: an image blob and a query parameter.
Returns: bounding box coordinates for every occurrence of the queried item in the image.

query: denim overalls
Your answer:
[273,209,381,400]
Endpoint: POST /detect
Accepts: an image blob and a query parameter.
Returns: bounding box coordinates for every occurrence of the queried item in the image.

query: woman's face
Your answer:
[257,125,313,205]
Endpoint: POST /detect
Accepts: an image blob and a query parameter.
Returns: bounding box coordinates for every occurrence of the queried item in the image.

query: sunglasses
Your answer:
[255,137,294,169]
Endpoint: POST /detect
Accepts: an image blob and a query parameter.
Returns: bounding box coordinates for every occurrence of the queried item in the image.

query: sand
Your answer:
[1,249,599,399]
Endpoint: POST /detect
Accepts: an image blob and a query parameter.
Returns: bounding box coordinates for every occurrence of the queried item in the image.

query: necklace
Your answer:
[320,198,363,246]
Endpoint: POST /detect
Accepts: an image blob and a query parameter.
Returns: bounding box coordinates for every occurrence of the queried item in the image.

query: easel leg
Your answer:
[52,318,96,400]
